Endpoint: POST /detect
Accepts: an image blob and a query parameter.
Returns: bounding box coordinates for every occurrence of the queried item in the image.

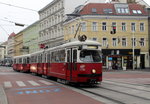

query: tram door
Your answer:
[66,48,77,82]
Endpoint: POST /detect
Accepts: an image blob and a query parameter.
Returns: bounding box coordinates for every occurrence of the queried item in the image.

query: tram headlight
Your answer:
[92,69,96,74]
[31,66,36,70]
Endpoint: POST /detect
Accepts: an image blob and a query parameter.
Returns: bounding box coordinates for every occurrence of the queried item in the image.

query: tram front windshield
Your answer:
[80,50,101,62]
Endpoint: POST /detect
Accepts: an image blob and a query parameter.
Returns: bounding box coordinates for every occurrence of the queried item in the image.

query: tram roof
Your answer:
[63,40,101,47]
[46,40,101,51]
[13,54,30,58]
[30,50,44,55]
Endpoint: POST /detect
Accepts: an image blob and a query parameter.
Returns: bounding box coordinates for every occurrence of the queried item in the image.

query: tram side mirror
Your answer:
[78,35,87,42]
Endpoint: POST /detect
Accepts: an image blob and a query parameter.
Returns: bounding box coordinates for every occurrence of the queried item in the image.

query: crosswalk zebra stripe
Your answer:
[4,81,12,88]
[28,81,40,86]
[16,81,26,87]
[39,80,53,85]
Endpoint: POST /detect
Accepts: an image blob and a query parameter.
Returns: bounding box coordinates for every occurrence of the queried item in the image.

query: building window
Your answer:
[131,38,136,47]
[112,22,116,26]
[103,8,113,14]
[102,38,107,47]
[92,37,97,41]
[122,38,127,47]
[117,8,129,14]
[122,23,126,31]
[112,22,116,29]
[132,10,142,14]
[140,23,144,32]
[92,8,97,13]
[131,23,136,32]
[112,38,117,46]
[92,22,98,31]
[102,22,107,31]
[72,25,74,34]
[69,27,71,34]
[81,22,86,32]
[140,38,145,46]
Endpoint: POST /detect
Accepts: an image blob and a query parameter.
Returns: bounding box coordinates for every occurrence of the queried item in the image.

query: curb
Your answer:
[0,86,8,104]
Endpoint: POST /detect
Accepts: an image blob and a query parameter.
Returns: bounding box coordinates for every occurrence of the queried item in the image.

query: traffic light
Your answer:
[110,26,116,34]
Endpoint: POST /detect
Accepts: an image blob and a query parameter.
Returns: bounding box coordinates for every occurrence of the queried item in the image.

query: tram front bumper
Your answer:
[77,73,102,83]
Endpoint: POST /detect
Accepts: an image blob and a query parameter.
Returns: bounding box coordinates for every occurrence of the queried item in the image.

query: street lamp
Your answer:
[15,23,25,27]
[0,45,6,48]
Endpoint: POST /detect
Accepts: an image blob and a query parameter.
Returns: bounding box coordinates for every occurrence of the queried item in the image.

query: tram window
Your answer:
[47,53,50,62]
[23,58,26,64]
[67,50,71,62]
[14,59,16,64]
[73,50,77,62]
[38,54,42,63]
[19,58,22,64]
[31,56,34,63]
[35,56,37,63]
[80,50,101,62]
[40,54,42,63]
[27,57,30,63]
[55,51,59,62]
[60,50,65,62]
[44,53,47,63]
[51,50,65,63]
[51,52,55,62]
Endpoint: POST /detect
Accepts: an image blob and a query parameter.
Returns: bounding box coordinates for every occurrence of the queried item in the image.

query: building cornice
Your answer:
[38,0,60,13]
[64,15,148,25]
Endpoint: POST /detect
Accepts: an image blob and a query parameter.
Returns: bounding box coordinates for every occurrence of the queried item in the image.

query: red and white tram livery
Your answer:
[13,40,102,84]
[13,54,30,72]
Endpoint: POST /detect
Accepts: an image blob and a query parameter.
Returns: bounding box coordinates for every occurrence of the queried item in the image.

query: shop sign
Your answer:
[108,57,113,61]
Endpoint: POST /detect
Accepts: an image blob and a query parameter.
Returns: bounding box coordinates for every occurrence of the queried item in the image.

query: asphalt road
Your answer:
[1,66,150,104]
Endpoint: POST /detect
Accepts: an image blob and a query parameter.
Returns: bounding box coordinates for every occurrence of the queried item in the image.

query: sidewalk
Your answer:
[0,86,8,104]
[103,68,150,72]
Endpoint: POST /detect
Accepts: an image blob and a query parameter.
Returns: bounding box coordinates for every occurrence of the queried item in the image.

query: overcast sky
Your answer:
[0,0,150,42]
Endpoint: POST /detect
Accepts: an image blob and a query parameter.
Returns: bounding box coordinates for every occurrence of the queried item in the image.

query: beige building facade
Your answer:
[38,0,106,48]
[64,3,149,69]
[14,31,23,56]
[0,41,8,60]
[7,32,16,58]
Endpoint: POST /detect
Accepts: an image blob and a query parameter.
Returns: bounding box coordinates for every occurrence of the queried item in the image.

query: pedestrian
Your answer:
[108,62,112,70]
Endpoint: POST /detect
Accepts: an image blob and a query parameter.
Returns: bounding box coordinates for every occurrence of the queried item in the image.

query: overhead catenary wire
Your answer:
[0,18,29,26]
[0,24,9,36]
[0,1,38,12]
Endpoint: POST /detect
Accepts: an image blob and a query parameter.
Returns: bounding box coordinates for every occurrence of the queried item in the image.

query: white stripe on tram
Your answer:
[39,80,53,85]
[16,81,26,87]
[4,81,12,88]
[28,81,40,86]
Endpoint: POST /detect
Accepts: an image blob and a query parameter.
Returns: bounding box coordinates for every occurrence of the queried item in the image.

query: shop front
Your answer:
[102,49,140,70]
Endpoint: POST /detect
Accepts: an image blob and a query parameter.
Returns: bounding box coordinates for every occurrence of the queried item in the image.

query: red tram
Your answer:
[13,54,30,72]
[13,40,102,84]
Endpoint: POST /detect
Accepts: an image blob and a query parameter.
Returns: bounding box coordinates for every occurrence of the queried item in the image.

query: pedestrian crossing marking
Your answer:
[4,81,12,88]
[16,81,26,87]
[28,81,40,86]
[3,80,54,88]
[39,80,53,85]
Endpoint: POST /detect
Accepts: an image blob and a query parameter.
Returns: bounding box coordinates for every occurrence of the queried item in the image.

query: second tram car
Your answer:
[13,54,30,72]
[13,40,102,84]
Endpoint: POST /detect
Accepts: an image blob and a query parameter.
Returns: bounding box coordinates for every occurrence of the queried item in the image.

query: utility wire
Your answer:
[0,2,37,12]
[0,24,9,36]
[0,18,28,26]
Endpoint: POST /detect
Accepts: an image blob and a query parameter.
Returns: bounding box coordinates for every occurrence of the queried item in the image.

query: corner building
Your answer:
[64,3,149,69]
[38,0,105,48]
